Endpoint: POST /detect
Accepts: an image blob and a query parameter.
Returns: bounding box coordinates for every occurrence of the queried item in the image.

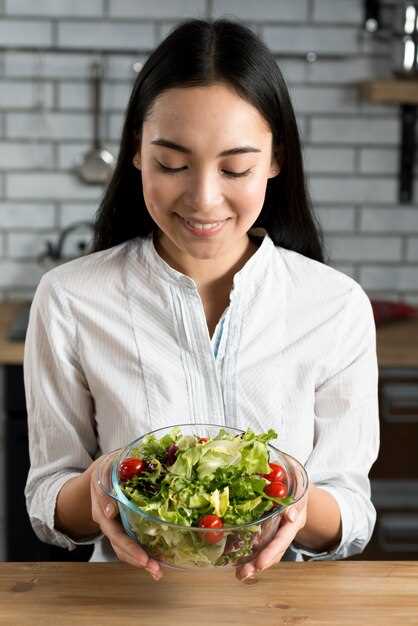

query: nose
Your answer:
[183,167,224,213]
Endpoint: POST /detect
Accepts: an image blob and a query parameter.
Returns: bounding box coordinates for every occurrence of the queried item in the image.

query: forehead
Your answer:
[144,83,272,143]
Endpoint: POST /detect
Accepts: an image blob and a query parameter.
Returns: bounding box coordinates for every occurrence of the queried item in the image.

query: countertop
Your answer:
[1,301,418,367]
[1,561,418,626]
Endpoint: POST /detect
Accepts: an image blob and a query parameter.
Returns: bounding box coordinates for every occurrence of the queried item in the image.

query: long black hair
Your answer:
[92,18,326,263]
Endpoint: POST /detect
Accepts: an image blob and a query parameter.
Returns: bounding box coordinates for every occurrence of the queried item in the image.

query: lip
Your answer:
[177,215,229,238]
[180,216,230,224]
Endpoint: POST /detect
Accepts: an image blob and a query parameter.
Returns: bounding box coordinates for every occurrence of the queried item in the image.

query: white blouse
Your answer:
[24,230,379,563]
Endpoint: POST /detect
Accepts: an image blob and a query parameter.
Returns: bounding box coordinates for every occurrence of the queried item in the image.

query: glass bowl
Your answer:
[96,424,308,570]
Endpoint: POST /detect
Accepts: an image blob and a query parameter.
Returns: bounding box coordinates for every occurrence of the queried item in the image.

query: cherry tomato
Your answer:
[262,463,287,483]
[264,481,288,498]
[198,514,224,544]
[198,437,209,443]
[119,457,144,482]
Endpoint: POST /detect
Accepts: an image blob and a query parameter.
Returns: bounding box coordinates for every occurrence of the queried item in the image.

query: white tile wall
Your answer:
[5,0,104,17]
[0,19,52,46]
[328,235,402,262]
[0,203,55,228]
[58,81,133,112]
[263,26,359,54]
[6,112,92,140]
[304,147,356,173]
[58,21,155,50]
[0,81,54,109]
[310,118,399,144]
[212,0,309,21]
[361,266,418,291]
[60,203,98,227]
[312,0,363,24]
[407,238,418,261]
[0,260,43,288]
[309,176,397,204]
[7,172,103,200]
[108,0,207,20]
[0,142,54,170]
[359,149,398,174]
[315,207,356,231]
[361,208,418,232]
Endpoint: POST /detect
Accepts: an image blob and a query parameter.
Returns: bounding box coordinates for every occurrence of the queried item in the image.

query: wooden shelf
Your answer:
[359,78,418,202]
[360,78,418,104]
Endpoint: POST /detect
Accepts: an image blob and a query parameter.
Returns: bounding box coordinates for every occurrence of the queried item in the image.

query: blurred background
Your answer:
[0,0,417,562]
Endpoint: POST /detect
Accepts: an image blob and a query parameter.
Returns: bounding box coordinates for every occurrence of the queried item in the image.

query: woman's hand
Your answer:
[88,452,163,581]
[235,484,311,582]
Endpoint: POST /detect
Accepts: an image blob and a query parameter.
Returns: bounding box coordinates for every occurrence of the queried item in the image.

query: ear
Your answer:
[132,131,142,170]
[268,144,283,179]
[132,152,141,170]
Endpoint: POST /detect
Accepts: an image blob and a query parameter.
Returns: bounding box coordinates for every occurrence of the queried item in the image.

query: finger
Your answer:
[89,453,162,577]
[90,468,162,577]
[236,561,257,582]
[95,511,162,576]
[112,544,162,580]
[254,517,300,572]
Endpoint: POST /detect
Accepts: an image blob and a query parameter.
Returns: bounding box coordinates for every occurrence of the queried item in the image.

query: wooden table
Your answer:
[1,562,418,626]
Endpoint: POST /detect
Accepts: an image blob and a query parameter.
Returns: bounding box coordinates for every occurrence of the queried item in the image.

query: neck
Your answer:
[153,231,259,292]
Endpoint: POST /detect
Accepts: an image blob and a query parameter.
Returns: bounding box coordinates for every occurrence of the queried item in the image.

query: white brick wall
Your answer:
[0,0,417,301]
[263,26,359,54]
[0,20,52,46]
[0,203,55,228]
[109,0,207,20]
[5,0,104,17]
[312,0,363,24]
[328,235,402,262]
[58,21,155,50]
[310,118,399,145]
[212,0,309,21]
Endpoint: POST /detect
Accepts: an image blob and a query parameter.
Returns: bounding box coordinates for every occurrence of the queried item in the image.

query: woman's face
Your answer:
[132,83,280,265]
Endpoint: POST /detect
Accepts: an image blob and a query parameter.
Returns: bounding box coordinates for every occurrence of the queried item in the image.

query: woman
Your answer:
[24,18,379,582]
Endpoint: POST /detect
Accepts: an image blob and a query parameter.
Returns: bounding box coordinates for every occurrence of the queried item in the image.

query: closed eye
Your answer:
[156,161,252,178]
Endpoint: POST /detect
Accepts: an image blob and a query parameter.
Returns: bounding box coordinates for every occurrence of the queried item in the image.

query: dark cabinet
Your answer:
[4,364,93,562]
[354,367,418,560]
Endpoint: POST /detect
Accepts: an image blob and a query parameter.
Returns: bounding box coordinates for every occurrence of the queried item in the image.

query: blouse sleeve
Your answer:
[24,273,104,550]
[289,283,380,561]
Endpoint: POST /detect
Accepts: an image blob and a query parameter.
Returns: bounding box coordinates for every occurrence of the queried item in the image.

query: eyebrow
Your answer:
[150,138,261,157]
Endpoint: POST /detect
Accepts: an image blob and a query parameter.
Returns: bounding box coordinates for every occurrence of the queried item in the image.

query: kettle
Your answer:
[37,221,95,271]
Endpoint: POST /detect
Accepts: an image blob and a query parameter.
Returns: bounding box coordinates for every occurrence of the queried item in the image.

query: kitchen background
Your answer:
[1,0,418,561]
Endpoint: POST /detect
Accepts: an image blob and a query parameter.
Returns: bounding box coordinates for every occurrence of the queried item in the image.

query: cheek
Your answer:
[142,175,174,215]
[235,175,268,210]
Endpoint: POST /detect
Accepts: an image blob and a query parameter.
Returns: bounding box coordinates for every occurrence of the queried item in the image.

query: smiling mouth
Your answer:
[180,215,230,225]
[177,214,230,236]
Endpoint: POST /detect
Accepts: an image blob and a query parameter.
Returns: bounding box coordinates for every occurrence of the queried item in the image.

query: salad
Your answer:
[115,426,295,568]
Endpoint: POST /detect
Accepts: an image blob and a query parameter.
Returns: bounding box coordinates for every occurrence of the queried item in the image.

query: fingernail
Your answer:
[105,503,115,518]
[240,566,255,581]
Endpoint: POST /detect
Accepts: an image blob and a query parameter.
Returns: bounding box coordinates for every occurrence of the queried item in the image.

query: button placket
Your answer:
[187,289,226,425]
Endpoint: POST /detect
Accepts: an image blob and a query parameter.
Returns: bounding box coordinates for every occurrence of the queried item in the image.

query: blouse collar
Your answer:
[138,227,276,292]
